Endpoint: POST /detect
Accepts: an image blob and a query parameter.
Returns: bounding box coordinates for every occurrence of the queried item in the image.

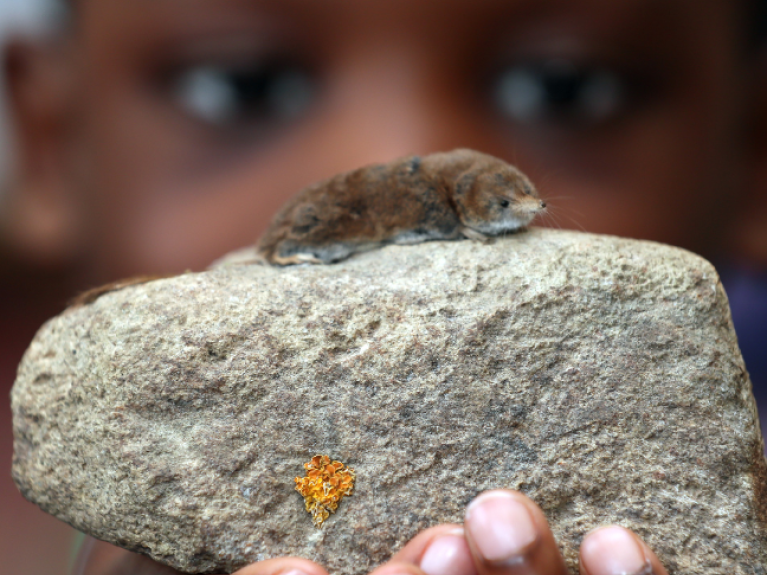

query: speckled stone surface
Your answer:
[11,229,767,574]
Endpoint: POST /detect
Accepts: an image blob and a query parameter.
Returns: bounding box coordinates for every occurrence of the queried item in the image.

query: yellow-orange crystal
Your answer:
[295,455,355,528]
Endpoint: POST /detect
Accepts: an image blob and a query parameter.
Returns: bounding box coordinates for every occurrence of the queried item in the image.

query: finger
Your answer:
[369,561,429,575]
[464,490,568,575]
[382,524,477,575]
[579,526,669,575]
[233,557,330,575]
[390,524,465,564]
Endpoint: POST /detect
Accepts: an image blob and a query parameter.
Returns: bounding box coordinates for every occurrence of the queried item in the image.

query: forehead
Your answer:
[71,0,746,92]
[75,0,741,45]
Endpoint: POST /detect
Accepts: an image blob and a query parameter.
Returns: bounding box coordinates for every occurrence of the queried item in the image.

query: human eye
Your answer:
[492,58,648,128]
[169,59,316,128]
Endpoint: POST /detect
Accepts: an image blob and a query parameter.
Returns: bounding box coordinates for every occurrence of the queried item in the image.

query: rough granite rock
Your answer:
[11,228,767,574]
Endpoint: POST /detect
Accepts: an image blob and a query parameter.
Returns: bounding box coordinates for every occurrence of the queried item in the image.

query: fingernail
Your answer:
[281,570,311,575]
[419,530,476,575]
[465,492,538,566]
[581,526,653,575]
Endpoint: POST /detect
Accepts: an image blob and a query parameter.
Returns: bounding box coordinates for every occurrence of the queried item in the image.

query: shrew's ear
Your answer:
[1,37,83,268]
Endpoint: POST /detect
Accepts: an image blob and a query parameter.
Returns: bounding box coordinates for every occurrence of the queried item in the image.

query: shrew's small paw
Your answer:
[272,252,323,266]
[461,227,490,242]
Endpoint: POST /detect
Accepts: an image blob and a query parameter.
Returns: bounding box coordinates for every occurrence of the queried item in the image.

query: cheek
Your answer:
[514,96,736,254]
[81,154,314,278]
[73,66,361,278]
[76,95,422,279]
[532,153,727,253]
[75,100,314,278]
[132,175,291,274]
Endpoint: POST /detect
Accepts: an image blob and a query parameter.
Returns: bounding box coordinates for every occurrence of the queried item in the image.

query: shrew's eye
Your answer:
[493,59,632,126]
[500,199,510,208]
[172,61,315,127]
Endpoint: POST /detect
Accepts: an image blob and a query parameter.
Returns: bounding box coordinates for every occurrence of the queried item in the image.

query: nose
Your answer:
[540,201,547,208]
[310,47,481,173]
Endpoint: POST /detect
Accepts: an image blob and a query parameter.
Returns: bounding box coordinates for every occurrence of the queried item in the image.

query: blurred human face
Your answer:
[58,0,749,279]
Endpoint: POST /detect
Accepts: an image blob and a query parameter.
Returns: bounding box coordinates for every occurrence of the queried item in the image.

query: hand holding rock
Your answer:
[75,490,669,575]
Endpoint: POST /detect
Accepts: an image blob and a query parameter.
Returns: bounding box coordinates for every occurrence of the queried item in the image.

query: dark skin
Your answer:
[3,0,767,574]
[5,0,767,280]
[73,491,669,575]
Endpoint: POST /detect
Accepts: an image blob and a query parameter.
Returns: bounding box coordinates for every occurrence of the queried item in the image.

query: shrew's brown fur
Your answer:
[257,149,544,265]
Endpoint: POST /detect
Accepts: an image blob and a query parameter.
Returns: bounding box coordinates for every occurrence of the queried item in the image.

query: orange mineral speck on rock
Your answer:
[295,455,355,528]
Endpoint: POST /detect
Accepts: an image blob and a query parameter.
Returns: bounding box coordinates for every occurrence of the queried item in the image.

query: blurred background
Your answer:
[1,0,766,574]
[1,5,81,575]
[0,0,51,192]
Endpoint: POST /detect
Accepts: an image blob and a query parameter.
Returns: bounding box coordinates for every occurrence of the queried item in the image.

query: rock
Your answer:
[11,228,767,574]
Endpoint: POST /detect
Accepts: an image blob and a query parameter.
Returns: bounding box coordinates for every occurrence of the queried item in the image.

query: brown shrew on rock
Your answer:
[256,149,546,265]
[70,150,544,308]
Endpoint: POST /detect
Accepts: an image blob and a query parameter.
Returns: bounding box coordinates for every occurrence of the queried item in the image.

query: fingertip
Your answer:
[233,557,329,575]
[463,489,567,574]
[464,489,542,526]
[634,534,669,575]
[580,526,667,575]
[389,524,465,564]
[418,532,476,575]
[464,490,542,564]
[370,560,428,575]
[387,524,475,575]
